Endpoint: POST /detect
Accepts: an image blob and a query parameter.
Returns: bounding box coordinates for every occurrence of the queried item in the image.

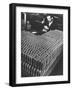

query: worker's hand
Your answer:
[44,25,49,29]
[42,29,47,32]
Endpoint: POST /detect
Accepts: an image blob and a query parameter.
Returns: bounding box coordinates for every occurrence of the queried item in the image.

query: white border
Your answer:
[16,6,68,84]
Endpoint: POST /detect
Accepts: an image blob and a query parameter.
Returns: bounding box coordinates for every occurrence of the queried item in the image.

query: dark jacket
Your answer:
[49,18,63,31]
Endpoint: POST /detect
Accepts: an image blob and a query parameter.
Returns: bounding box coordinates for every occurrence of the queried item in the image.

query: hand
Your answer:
[44,25,49,29]
[42,29,47,32]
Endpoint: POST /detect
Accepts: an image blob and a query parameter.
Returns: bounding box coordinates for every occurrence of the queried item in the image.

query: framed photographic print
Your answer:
[9,3,70,87]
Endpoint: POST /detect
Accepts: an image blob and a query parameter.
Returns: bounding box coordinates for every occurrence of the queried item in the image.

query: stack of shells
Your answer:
[21,30,63,77]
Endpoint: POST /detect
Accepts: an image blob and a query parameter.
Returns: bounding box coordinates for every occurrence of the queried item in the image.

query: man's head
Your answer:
[47,15,53,22]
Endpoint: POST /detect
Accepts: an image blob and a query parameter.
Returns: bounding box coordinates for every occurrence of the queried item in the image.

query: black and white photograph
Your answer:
[21,12,63,77]
[9,3,70,87]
